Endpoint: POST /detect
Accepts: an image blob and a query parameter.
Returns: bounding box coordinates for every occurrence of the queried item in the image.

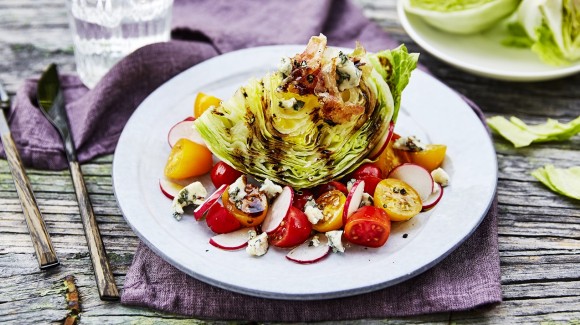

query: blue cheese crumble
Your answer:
[259,178,283,199]
[360,193,373,207]
[171,181,207,220]
[431,167,450,187]
[228,176,247,202]
[246,232,269,256]
[326,230,345,253]
[305,204,324,225]
[336,51,362,92]
[393,135,426,152]
[278,56,292,77]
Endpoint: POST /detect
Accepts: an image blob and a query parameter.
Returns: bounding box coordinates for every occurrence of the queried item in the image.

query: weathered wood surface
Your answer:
[0,0,579,324]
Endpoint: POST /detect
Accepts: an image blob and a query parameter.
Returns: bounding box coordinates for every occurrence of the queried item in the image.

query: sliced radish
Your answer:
[167,119,206,148]
[193,184,227,220]
[422,182,443,211]
[209,227,255,250]
[159,178,183,200]
[261,186,294,233]
[343,180,365,224]
[182,116,195,122]
[286,234,331,264]
[368,121,395,160]
[388,163,434,201]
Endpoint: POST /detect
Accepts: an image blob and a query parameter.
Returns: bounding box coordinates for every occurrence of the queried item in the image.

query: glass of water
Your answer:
[67,0,174,88]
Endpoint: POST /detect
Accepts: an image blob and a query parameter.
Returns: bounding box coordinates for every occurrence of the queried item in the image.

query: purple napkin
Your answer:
[1,0,501,321]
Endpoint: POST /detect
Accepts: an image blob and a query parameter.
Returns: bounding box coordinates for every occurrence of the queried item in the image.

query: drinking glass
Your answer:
[67,0,174,88]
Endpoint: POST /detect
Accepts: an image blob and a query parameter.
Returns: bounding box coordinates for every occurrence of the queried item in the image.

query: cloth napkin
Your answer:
[1,0,502,321]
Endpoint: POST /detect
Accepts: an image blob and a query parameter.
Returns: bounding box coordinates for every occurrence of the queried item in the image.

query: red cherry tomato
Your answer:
[205,203,242,234]
[211,161,242,188]
[361,175,382,196]
[269,206,313,248]
[350,162,382,180]
[293,188,314,211]
[316,181,348,196]
[344,206,391,248]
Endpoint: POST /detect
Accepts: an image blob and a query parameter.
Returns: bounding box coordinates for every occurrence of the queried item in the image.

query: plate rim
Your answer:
[112,44,498,300]
[397,0,580,81]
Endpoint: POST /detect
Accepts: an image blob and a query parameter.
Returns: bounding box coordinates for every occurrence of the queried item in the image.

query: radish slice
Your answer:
[167,119,206,148]
[368,121,395,160]
[343,180,365,223]
[422,182,443,211]
[209,227,255,250]
[286,234,331,264]
[261,186,294,233]
[388,163,434,201]
[159,178,183,200]
[193,184,227,220]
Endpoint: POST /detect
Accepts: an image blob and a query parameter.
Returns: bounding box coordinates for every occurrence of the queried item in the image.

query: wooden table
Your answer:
[1,1,579,324]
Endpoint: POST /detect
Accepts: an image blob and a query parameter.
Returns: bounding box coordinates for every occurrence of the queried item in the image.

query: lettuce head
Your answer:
[194,34,418,188]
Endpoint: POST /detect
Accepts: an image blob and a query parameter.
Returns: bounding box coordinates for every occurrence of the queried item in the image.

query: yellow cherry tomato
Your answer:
[374,179,422,221]
[312,190,346,232]
[164,138,213,179]
[376,135,403,178]
[396,144,447,172]
[222,185,268,227]
[194,92,221,117]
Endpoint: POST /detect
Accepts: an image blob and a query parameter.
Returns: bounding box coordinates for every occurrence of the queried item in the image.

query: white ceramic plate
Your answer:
[113,45,497,300]
[398,1,580,81]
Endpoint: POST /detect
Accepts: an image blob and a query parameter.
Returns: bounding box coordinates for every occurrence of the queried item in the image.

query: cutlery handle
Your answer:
[1,132,59,269]
[69,160,119,301]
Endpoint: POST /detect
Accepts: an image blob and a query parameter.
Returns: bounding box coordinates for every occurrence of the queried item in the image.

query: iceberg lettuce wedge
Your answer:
[194,35,418,188]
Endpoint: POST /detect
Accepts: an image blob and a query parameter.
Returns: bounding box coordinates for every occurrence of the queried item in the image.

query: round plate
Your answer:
[113,45,497,300]
[398,1,580,81]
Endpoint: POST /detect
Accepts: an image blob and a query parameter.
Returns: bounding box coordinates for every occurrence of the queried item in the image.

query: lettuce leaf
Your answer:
[532,165,580,200]
[408,0,495,12]
[486,115,580,147]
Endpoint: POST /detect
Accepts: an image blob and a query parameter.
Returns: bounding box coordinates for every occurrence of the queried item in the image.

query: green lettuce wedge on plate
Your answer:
[194,34,418,188]
[509,0,580,65]
[403,0,520,34]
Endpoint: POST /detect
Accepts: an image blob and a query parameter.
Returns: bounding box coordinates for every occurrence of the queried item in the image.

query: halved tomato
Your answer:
[374,178,422,221]
[350,162,382,180]
[315,181,348,196]
[205,203,242,234]
[269,206,312,248]
[396,144,447,172]
[164,138,213,179]
[211,161,242,188]
[293,188,314,211]
[312,190,346,232]
[376,133,403,177]
[344,206,391,248]
[222,184,268,227]
[194,92,221,117]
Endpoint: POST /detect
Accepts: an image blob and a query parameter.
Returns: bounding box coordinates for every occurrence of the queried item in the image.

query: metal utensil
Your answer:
[37,64,119,301]
[0,81,59,269]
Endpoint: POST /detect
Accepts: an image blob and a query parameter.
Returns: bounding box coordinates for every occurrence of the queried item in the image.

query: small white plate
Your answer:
[113,45,497,300]
[398,1,580,81]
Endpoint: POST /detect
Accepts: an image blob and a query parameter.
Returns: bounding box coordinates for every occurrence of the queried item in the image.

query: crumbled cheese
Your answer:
[278,56,292,77]
[309,235,320,247]
[326,230,345,253]
[346,178,356,192]
[431,168,450,187]
[260,178,283,200]
[305,205,324,225]
[171,182,207,220]
[228,176,247,202]
[360,193,373,207]
[246,232,269,256]
[304,199,317,209]
[393,135,427,152]
[336,52,361,91]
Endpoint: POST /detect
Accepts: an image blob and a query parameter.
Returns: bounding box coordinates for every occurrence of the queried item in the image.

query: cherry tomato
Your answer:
[164,138,213,180]
[293,188,314,211]
[269,206,313,248]
[344,206,391,248]
[396,144,447,172]
[376,133,403,177]
[312,190,346,232]
[194,92,221,117]
[205,203,241,234]
[316,181,348,196]
[222,184,268,227]
[361,175,382,196]
[211,161,242,188]
[374,178,422,221]
[350,163,382,180]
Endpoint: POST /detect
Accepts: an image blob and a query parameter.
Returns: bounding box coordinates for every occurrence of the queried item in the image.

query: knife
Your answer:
[0,81,59,269]
[37,64,119,300]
